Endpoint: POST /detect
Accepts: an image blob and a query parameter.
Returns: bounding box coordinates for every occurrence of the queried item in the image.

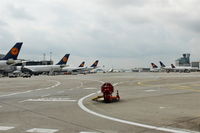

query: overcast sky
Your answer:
[0,0,200,68]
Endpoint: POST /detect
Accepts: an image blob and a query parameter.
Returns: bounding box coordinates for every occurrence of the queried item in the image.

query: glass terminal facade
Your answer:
[175,53,190,66]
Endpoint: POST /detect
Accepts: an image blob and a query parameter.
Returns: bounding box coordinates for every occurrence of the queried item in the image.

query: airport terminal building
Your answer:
[175,53,200,68]
[175,53,190,67]
[191,61,200,68]
[23,60,53,66]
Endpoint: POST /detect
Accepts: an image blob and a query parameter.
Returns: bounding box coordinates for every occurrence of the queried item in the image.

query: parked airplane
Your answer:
[61,61,85,74]
[159,61,173,73]
[84,60,99,72]
[107,68,121,73]
[171,64,199,73]
[79,61,85,67]
[150,63,160,72]
[79,60,99,73]
[21,54,70,75]
[0,42,23,72]
[61,60,99,74]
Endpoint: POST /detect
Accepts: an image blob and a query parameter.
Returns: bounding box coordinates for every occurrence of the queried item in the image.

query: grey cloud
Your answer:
[160,11,200,33]
[7,4,34,20]
[96,0,150,8]
[0,0,199,67]
[19,31,54,55]
[180,18,200,33]
[0,28,16,49]
[0,20,7,26]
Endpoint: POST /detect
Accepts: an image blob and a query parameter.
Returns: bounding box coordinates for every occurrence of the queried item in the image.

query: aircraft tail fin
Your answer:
[151,63,158,68]
[79,61,85,67]
[56,54,70,65]
[159,61,166,67]
[91,60,99,68]
[171,64,175,68]
[2,42,23,60]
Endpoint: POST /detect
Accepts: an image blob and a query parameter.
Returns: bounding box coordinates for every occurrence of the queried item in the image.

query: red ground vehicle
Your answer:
[93,83,120,103]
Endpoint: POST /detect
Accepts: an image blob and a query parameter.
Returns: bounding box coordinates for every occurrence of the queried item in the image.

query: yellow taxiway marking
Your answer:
[137,79,200,92]
[170,85,200,92]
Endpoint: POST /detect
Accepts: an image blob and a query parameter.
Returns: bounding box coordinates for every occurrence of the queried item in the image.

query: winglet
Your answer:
[2,42,23,60]
[56,54,70,65]
[91,60,99,68]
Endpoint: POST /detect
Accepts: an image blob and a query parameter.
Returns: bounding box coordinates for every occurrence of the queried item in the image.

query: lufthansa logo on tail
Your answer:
[62,57,68,62]
[80,63,84,67]
[11,48,19,56]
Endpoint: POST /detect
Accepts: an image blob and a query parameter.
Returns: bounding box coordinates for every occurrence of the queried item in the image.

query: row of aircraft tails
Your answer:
[151,61,199,73]
[0,42,99,77]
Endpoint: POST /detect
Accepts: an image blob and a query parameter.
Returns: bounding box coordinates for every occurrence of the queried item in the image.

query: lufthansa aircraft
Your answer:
[61,60,99,74]
[79,61,85,67]
[21,54,70,75]
[170,64,199,73]
[159,61,173,72]
[83,60,99,72]
[150,63,160,72]
[0,42,23,71]
[76,60,99,73]
[61,61,85,73]
[159,61,199,73]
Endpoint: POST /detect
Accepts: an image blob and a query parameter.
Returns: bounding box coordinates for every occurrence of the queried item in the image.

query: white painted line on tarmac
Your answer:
[0,80,61,98]
[20,98,76,102]
[0,126,15,130]
[113,83,119,86]
[84,88,97,90]
[41,94,50,97]
[80,132,98,133]
[113,81,131,87]
[166,127,200,133]
[113,81,128,86]
[99,81,105,84]
[159,107,166,109]
[79,82,84,88]
[57,91,65,94]
[145,89,157,92]
[26,128,58,133]
[78,92,194,133]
